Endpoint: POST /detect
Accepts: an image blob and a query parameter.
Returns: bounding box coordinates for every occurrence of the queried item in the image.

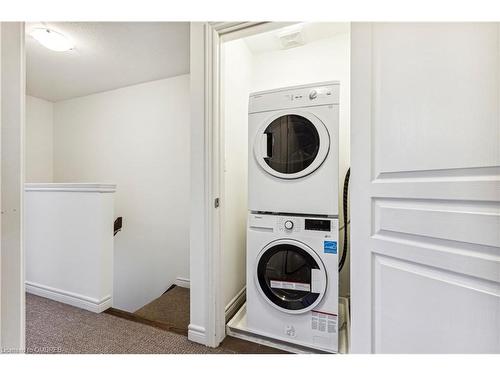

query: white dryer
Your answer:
[246,212,339,353]
[248,82,339,216]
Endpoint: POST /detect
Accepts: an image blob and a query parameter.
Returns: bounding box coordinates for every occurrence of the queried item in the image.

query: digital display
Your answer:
[304,219,331,232]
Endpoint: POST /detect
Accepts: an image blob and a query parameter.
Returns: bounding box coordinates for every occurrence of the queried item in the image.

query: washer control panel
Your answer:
[278,217,299,233]
[276,215,336,236]
[248,214,337,237]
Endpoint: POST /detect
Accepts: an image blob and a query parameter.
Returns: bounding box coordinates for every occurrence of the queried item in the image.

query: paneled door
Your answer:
[0,22,25,351]
[350,23,500,353]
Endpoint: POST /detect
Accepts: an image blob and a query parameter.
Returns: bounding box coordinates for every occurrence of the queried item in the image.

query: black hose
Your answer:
[338,168,350,272]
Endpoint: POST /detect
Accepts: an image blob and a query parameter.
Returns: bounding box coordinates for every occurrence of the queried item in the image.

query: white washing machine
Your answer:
[246,212,339,353]
[248,82,339,216]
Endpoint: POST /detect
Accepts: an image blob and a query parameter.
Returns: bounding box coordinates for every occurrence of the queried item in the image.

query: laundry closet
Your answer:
[219,23,351,353]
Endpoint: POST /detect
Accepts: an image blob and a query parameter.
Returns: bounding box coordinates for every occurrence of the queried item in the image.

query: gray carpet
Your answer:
[26,293,230,354]
[134,286,190,333]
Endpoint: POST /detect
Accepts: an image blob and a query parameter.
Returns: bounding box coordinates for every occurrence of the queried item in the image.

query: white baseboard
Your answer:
[225,286,246,322]
[25,281,112,313]
[174,277,190,289]
[187,324,207,345]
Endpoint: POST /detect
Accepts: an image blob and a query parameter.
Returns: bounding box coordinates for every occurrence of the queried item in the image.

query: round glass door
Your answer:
[253,111,330,180]
[255,240,327,314]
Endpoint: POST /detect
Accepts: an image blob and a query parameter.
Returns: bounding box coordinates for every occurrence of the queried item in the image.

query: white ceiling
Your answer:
[26,22,190,102]
[244,22,349,54]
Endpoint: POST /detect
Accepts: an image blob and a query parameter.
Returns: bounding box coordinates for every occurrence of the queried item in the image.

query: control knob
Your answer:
[284,220,294,230]
[309,89,318,100]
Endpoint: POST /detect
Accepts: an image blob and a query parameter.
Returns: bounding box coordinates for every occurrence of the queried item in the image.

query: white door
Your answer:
[0,22,25,351]
[351,23,500,353]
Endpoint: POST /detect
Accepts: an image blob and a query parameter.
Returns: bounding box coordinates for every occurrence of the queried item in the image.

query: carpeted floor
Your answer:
[26,293,286,354]
[25,293,230,354]
[134,286,189,333]
[131,286,286,354]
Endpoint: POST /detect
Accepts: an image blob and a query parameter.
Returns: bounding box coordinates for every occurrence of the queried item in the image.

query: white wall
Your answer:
[249,32,351,296]
[221,40,252,311]
[53,75,191,312]
[25,95,53,182]
[25,183,115,313]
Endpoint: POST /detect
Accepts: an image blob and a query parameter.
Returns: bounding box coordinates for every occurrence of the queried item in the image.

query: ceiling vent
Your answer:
[277,27,305,49]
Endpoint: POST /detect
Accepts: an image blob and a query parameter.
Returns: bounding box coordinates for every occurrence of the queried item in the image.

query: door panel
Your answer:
[372,23,500,174]
[374,198,500,249]
[351,23,500,353]
[373,255,500,353]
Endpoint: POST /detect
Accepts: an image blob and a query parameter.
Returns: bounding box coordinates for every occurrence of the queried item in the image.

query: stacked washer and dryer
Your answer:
[246,82,341,353]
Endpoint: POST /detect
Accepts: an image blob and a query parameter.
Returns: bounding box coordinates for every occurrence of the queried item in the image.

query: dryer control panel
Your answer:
[249,82,340,114]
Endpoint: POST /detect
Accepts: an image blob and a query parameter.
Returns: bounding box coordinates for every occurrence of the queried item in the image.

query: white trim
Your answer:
[187,324,207,345]
[174,277,190,289]
[216,22,296,43]
[0,22,26,352]
[350,23,372,353]
[24,183,117,193]
[224,286,246,322]
[25,281,112,313]
[0,23,2,347]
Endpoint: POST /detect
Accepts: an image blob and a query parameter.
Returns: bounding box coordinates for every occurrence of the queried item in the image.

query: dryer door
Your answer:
[255,239,327,314]
[253,111,330,179]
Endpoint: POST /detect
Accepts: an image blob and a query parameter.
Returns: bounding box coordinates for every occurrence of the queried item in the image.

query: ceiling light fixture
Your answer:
[30,28,74,52]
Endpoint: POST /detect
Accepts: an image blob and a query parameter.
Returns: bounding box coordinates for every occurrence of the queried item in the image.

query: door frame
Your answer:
[189,21,297,347]
[0,22,26,352]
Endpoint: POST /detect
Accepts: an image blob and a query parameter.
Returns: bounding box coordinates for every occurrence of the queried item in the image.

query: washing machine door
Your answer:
[253,110,330,179]
[255,239,327,314]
